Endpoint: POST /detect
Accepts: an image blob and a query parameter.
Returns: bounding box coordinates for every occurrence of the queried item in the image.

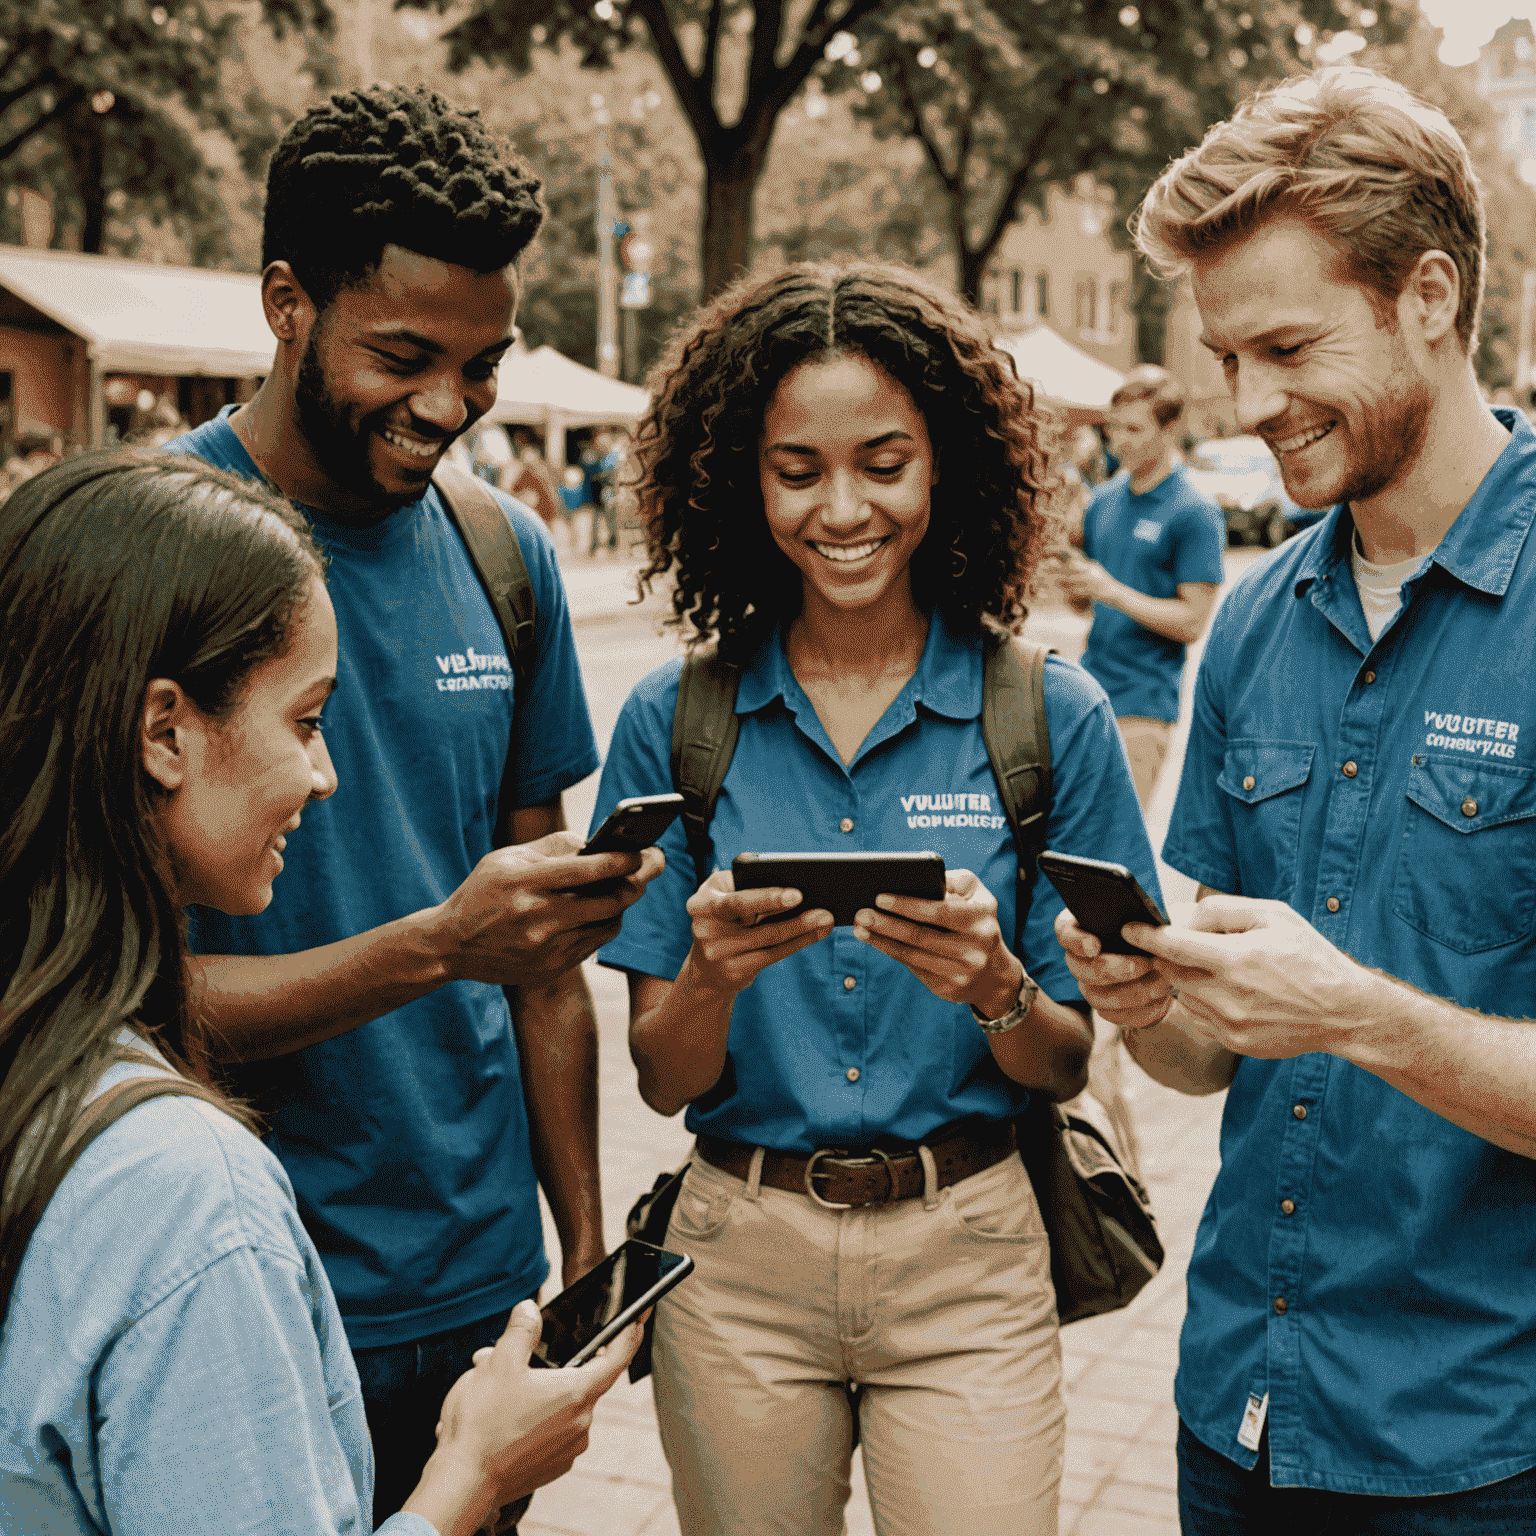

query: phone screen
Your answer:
[531,1240,692,1369]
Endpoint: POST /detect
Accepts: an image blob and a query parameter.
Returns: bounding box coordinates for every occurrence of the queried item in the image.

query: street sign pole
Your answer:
[596,121,619,380]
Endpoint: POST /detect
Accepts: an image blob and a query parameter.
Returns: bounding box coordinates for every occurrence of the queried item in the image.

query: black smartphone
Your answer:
[530,1239,694,1370]
[583,793,685,857]
[732,851,946,927]
[1037,850,1169,957]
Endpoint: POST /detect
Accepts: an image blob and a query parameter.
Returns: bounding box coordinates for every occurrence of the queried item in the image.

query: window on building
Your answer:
[1075,276,1098,335]
[1010,269,1024,315]
[1034,272,1050,321]
[1107,283,1126,337]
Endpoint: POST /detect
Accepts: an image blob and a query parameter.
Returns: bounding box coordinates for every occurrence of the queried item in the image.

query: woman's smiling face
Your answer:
[758,353,936,620]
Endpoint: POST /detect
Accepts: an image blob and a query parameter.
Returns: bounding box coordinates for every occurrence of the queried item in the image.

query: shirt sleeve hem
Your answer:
[512,747,602,809]
[597,939,690,983]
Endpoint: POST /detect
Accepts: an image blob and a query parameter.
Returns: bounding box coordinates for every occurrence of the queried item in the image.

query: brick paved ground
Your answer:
[519,547,1260,1535]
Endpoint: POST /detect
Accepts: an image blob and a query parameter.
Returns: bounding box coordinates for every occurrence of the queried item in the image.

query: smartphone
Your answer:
[732,851,946,927]
[1037,850,1169,957]
[583,793,685,857]
[530,1239,694,1370]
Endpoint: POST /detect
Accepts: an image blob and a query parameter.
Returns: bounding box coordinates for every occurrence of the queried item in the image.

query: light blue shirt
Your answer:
[0,1046,435,1535]
[1163,408,1536,1494]
[170,409,601,1349]
[593,613,1161,1151]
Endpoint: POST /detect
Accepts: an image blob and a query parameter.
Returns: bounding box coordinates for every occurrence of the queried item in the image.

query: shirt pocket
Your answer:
[1217,740,1315,901]
[1393,755,1536,954]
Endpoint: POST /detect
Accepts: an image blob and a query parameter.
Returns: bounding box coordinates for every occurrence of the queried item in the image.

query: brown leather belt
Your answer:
[696,1117,1016,1210]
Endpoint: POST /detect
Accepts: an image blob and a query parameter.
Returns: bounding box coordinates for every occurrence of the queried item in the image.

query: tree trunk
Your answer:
[958,246,987,310]
[1131,260,1172,366]
[73,110,107,253]
[699,141,769,303]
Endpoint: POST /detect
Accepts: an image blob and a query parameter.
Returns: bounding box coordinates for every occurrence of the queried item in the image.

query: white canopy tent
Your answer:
[484,343,648,466]
[994,324,1127,421]
[0,246,273,443]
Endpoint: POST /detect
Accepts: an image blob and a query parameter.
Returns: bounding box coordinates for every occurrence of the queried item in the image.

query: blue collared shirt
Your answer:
[594,612,1160,1151]
[1081,465,1227,722]
[1163,408,1536,1495]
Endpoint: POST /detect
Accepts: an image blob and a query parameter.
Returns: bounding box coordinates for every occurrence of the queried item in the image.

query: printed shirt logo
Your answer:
[1133,518,1164,543]
[900,790,1008,830]
[1423,710,1520,759]
[435,646,511,693]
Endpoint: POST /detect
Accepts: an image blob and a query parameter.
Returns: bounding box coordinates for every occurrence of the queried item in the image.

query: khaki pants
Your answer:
[653,1148,1064,1536]
[1116,715,1174,809]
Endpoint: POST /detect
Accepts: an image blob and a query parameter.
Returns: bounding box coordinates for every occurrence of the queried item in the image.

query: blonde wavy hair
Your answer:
[1135,66,1485,352]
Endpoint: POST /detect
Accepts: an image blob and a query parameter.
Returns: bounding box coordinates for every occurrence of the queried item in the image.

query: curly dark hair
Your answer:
[633,259,1050,660]
[263,84,546,312]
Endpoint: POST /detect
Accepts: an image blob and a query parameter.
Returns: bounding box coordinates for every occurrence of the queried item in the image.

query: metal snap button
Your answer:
[1326,897,1340,913]
[1243,774,1256,791]
[1293,1104,1308,1120]
[839,817,854,833]
[1281,1199,1296,1215]
[846,1067,860,1082]
[843,976,856,991]
[1342,761,1358,778]
[1363,670,1376,684]
[1274,1297,1289,1314]
[1462,798,1478,818]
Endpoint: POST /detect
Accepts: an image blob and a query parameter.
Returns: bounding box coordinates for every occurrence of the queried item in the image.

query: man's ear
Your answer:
[142,679,193,792]
[1402,249,1461,349]
[260,260,318,348]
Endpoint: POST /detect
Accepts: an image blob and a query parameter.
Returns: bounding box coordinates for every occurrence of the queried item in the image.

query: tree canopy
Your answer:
[0,0,334,258]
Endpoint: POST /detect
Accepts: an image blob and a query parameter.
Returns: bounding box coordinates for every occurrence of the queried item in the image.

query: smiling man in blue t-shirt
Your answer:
[1063,366,1226,806]
[168,86,660,1531]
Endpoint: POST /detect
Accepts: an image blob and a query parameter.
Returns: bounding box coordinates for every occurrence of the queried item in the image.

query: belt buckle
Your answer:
[804,1146,898,1210]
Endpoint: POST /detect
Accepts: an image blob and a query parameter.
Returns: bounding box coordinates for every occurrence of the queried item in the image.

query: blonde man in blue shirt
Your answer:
[1061,65,1536,1533]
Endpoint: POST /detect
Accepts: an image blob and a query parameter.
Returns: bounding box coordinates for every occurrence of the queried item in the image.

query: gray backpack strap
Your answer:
[980,637,1055,929]
[669,646,742,889]
[434,464,538,690]
[1,1076,227,1316]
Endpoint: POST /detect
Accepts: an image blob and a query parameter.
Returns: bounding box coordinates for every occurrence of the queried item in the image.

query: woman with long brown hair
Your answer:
[0,451,635,1535]
[590,260,1162,1534]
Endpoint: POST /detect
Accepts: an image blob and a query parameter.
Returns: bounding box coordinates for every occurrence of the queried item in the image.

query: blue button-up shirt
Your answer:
[1163,408,1536,1496]
[595,612,1160,1151]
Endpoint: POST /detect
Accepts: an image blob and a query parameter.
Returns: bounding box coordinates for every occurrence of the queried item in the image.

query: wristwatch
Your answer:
[969,971,1040,1035]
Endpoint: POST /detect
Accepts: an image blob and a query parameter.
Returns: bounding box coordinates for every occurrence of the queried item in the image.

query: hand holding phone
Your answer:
[732,851,946,927]
[583,793,684,857]
[1037,850,1168,957]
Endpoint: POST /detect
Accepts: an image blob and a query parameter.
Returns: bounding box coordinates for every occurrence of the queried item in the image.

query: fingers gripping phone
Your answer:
[583,793,684,857]
[529,1239,694,1370]
[732,851,947,927]
[1037,850,1169,957]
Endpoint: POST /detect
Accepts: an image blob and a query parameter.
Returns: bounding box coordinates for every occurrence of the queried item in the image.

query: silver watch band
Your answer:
[969,972,1039,1035]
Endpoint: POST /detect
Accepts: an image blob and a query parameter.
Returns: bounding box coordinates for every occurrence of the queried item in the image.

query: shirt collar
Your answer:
[1294,408,1536,600]
[734,610,984,720]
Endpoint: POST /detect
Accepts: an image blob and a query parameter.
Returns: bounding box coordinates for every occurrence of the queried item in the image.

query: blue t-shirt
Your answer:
[1162,408,1536,1495]
[170,409,601,1349]
[1,1042,433,1536]
[593,614,1161,1151]
[1080,464,1226,722]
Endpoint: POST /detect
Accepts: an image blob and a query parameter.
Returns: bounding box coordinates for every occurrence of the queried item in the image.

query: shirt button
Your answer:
[1281,1198,1296,1215]
[846,1067,860,1082]
[1363,670,1377,684]
[1342,761,1358,778]
[1293,1104,1308,1120]
[839,817,854,833]
[1274,1297,1289,1315]
[1242,774,1256,791]
[1462,798,1479,818]
[843,976,857,991]
[1325,897,1340,913]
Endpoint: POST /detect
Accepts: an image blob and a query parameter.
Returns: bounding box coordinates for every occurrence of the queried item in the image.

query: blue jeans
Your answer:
[1178,1421,1536,1534]
[353,1305,536,1533]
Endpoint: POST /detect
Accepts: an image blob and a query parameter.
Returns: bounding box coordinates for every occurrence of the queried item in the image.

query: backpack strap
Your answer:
[434,463,538,691]
[669,646,742,889]
[980,636,1056,933]
[1,1075,228,1316]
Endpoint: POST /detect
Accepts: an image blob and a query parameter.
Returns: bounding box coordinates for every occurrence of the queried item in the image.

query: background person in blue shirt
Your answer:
[592,261,1161,1536]
[0,452,638,1536]
[1063,67,1536,1532]
[1061,366,1226,807]
[167,86,662,1532]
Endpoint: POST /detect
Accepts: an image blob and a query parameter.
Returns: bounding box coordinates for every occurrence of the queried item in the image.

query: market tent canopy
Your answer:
[486,344,649,427]
[994,324,1127,418]
[0,245,274,377]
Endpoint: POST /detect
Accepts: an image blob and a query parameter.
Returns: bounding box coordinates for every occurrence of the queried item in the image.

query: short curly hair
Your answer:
[634,260,1050,660]
[263,84,545,312]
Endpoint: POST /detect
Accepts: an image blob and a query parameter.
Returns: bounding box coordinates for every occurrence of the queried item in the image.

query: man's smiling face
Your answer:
[1193,217,1432,510]
[294,244,518,513]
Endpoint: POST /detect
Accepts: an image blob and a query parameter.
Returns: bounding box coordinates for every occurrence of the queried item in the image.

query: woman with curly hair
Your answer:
[589,260,1160,1535]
